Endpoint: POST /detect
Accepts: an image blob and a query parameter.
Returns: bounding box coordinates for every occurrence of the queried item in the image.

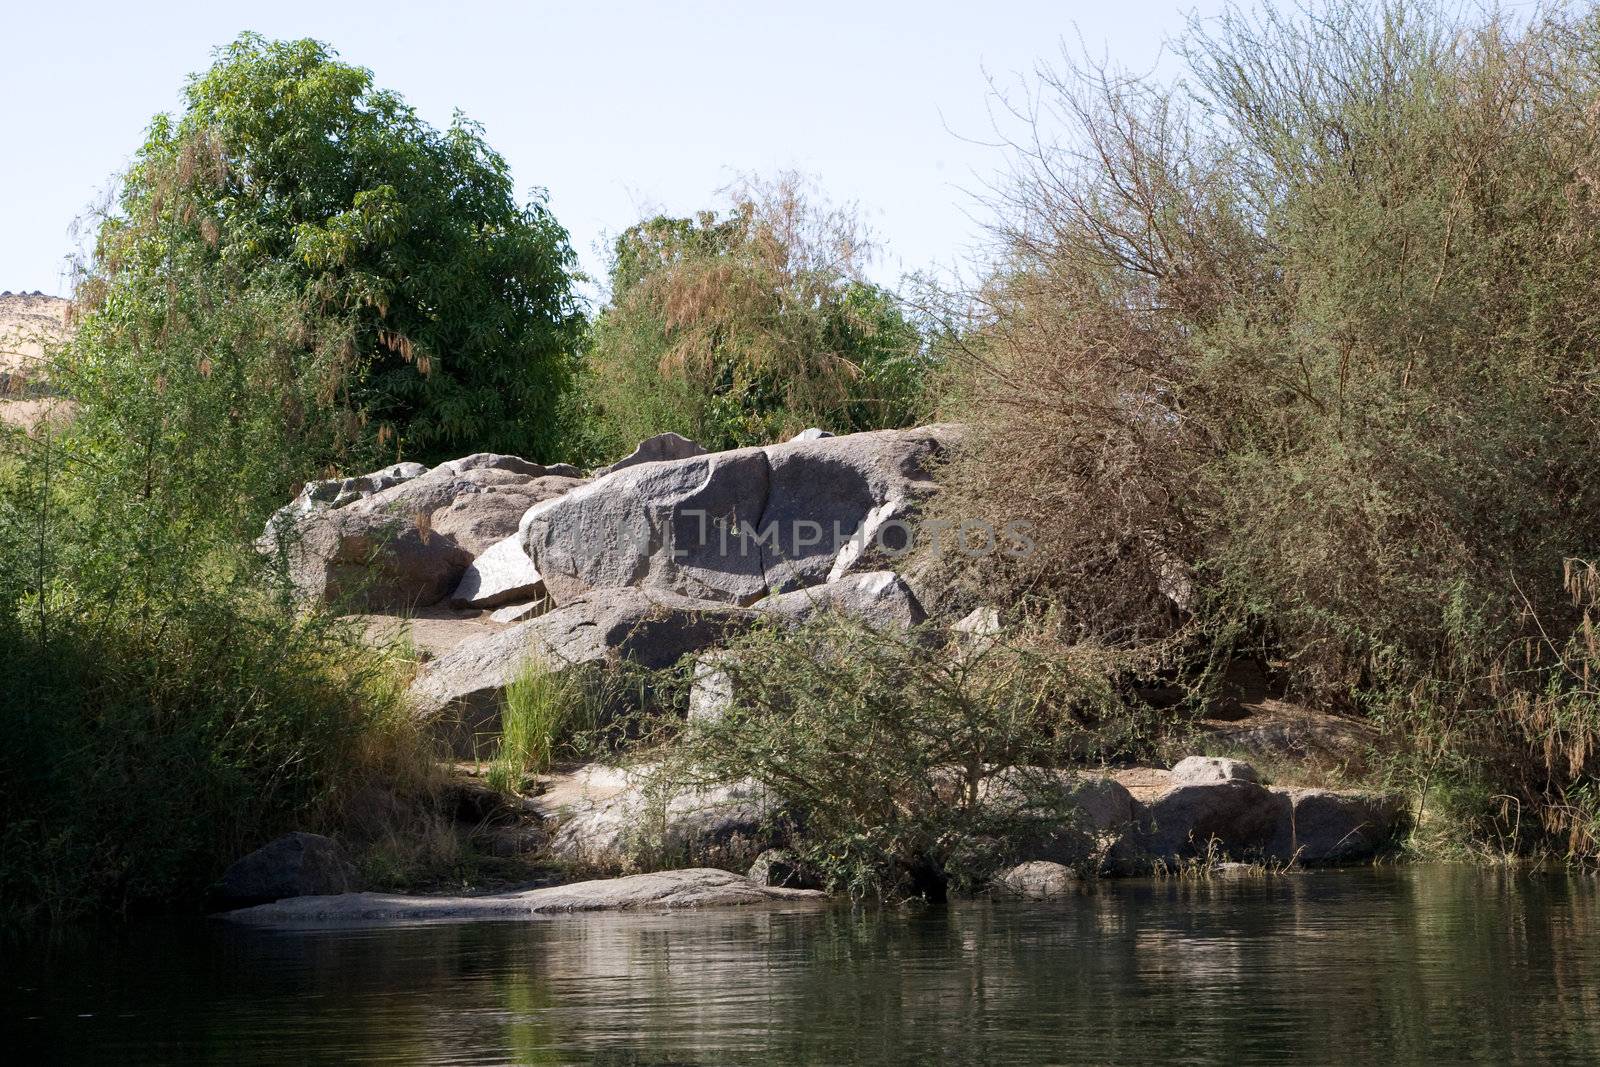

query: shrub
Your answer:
[485,662,606,792]
[942,0,1600,855]
[580,174,938,457]
[653,614,1161,900]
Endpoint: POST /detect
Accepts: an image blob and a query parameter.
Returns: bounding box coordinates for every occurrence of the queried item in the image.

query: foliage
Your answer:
[654,614,1157,900]
[943,0,1600,857]
[485,661,606,792]
[580,174,937,457]
[73,32,583,481]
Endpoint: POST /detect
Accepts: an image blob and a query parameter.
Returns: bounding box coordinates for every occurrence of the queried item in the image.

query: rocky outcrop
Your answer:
[221,868,826,923]
[210,832,353,910]
[1271,788,1409,865]
[1169,756,1261,786]
[522,425,960,607]
[261,457,584,610]
[408,590,758,747]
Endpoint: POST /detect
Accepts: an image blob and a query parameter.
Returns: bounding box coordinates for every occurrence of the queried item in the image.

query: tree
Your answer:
[74,33,583,484]
[581,175,935,456]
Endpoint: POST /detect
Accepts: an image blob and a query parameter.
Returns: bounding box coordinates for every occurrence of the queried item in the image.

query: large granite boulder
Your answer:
[262,457,584,610]
[222,868,825,924]
[408,589,759,749]
[522,425,960,607]
[449,536,542,609]
[210,832,352,911]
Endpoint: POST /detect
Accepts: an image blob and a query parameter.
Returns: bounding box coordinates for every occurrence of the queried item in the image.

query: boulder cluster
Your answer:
[242,426,1406,909]
[260,425,960,748]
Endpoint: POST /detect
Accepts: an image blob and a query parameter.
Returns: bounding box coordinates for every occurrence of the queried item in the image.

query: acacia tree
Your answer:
[72,33,583,490]
[582,175,934,455]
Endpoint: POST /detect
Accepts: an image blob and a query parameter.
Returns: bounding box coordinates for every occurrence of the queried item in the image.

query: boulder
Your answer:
[1105,779,1290,874]
[222,868,826,924]
[537,764,778,870]
[489,599,550,624]
[1169,756,1262,787]
[262,458,584,610]
[748,849,820,889]
[788,427,834,442]
[977,770,1141,867]
[751,570,927,629]
[211,832,352,911]
[688,651,736,722]
[593,432,708,477]
[993,861,1078,900]
[449,536,543,609]
[523,425,961,608]
[1270,788,1407,865]
[408,590,758,748]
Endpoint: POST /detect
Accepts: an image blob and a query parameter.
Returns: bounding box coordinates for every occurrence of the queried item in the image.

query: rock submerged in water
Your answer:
[211,832,353,911]
[993,861,1079,899]
[220,868,826,924]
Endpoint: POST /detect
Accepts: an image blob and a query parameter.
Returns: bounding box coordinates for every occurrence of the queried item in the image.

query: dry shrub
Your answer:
[941,0,1600,854]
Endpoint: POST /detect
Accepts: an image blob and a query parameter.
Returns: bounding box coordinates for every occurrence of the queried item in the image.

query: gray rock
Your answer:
[748,849,819,889]
[222,868,826,924]
[1106,780,1290,874]
[450,536,543,609]
[688,651,736,722]
[978,770,1141,867]
[1170,756,1261,787]
[212,832,352,910]
[751,570,927,629]
[489,599,550,624]
[953,606,1002,636]
[1270,788,1407,865]
[262,458,584,610]
[994,861,1078,900]
[593,432,709,477]
[540,765,777,869]
[408,590,758,749]
[523,425,960,608]
[788,427,834,442]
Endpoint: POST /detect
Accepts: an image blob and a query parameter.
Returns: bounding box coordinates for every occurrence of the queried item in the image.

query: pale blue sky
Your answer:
[1,0,1223,298]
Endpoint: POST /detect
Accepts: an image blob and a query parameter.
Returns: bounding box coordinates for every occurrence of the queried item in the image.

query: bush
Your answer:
[580,174,938,457]
[653,614,1160,900]
[485,662,606,792]
[943,0,1600,856]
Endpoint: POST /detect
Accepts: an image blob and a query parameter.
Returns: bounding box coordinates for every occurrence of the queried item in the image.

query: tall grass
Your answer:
[485,661,605,793]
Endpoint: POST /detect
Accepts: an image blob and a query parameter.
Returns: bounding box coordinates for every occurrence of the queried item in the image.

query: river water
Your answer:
[6,866,1599,1064]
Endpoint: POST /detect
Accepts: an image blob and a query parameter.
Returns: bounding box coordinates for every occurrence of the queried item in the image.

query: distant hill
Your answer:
[0,291,72,431]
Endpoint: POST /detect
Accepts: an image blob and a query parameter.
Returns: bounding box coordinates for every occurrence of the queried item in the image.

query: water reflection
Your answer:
[7,867,1599,1064]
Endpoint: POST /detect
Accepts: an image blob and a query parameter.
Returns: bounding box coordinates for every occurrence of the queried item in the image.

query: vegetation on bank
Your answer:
[4,0,1600,919]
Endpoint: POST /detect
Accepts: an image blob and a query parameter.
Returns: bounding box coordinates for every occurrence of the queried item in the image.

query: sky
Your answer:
[0,0,1227,299]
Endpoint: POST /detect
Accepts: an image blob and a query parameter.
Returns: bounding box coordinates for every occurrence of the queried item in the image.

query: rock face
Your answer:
[593,432,709,477]
[211,832,352,910]
[221,868,826,924]
[408,590,758,747]
[994,861,1078,899]
[522,425,960,607]
[262,457,584,610]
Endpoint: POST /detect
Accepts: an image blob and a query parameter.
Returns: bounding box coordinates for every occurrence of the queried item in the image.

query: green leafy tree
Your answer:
[76,32,583,483]
[582,175,935,456]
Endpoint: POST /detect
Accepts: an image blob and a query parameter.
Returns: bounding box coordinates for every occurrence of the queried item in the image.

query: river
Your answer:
[7,866,1599,1064]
